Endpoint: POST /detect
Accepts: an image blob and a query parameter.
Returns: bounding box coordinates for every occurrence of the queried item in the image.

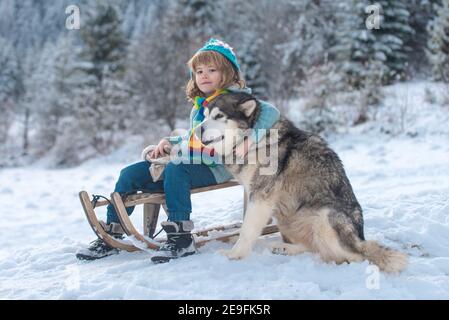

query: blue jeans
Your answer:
[107,161,217,223]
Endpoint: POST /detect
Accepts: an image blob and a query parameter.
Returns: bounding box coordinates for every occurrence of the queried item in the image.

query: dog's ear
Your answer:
[239,99,257,117]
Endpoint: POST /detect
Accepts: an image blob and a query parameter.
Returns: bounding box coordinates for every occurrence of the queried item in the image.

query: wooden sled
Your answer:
[79,180,279,252]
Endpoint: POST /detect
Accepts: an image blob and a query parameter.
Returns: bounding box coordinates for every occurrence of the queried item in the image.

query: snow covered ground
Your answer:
[1,82,448,299]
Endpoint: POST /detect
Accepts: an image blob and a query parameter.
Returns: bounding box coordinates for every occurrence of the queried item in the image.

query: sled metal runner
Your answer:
[79,181,279,253]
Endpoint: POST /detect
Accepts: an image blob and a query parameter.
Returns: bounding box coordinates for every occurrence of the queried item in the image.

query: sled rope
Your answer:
[91,194,112,208]
[151,225,165,239]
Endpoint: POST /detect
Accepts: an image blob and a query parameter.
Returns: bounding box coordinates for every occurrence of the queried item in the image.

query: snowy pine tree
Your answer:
[332,0,413,86]
[298,62,342,134]
[278,0,336,107]
[406,0,435,76]
[78,2,128,84]
[176,0,221,46]
[281,0,335,75]
[18,48,45,157]
[426,0,449,82]
[29,36,77,154]
[239,38,269,100]
[23,41,58,155]
[376,0,414,83]
[331,0,385,89]
[0,37,21,145]
[330,0,387,123]
[69,1,131,161]
[219,0,271,100]
[122,0,160,40]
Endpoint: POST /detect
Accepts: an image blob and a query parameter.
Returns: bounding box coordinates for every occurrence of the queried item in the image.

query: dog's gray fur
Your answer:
[200,92,407,273]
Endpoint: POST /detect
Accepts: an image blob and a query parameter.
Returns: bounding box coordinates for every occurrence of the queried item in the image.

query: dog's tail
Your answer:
[356,240,408,273]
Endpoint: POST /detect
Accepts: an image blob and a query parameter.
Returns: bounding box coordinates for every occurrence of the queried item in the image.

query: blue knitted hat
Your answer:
[197,38,240,71]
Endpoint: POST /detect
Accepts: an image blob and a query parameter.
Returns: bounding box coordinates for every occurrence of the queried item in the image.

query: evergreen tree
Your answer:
[239,38,269,100]
[427,0,449,82]
[332,0,413,86]
[330,0,386,123]
[298,62,342,134]
[376,0,414,82]
[219,0,271,100]
[331,0,385,89]
[128,6,190,132]
[78,1,128,84]
[0,37,20,102]
[406,0,436,76]
[278,0,336,103]
[0,37,21,144]
[18,49,38,156]
[71,1,131,159]
[122,0,159,41]
[29,36,77,153]
[176,0,221,45]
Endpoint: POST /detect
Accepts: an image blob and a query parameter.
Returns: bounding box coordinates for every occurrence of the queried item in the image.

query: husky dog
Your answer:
[198,92,407,273]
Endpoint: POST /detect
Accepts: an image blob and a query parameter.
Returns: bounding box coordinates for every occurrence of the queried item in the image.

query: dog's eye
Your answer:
[214,114,224,120]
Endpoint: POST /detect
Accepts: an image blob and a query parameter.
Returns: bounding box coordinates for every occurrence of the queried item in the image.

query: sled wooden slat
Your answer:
[92,193,164,207]
[122,192,166,206]
[194,222,242,237]
[196,224,279,247]
[146,223,278,247]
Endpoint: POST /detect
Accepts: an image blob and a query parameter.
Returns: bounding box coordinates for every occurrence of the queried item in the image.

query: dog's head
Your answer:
[197,92,260,156]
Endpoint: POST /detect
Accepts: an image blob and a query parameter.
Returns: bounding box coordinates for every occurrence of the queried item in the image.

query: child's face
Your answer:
[194,64,222,95]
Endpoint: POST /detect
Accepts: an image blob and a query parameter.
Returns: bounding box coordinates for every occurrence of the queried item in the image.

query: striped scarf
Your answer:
[188,89,228,166]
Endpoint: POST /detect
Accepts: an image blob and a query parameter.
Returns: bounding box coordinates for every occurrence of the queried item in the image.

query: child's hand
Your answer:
[150,139,171,159]
[234,137,252,158]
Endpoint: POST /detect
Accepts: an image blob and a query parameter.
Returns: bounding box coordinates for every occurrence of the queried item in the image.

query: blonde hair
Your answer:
[185,50,246,102]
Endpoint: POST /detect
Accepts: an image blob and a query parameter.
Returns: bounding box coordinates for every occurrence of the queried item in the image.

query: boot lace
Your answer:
[159,235,181,252]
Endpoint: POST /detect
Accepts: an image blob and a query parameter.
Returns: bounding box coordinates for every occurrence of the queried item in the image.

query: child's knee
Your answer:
[119,161,149,179]
[164,162,188,179]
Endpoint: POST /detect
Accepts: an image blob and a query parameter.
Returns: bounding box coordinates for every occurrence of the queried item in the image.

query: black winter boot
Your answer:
[76,222,125,261]
[151,220,197,264]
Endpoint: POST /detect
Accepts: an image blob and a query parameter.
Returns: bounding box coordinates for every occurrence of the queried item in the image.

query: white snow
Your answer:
[1,82,449,299]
